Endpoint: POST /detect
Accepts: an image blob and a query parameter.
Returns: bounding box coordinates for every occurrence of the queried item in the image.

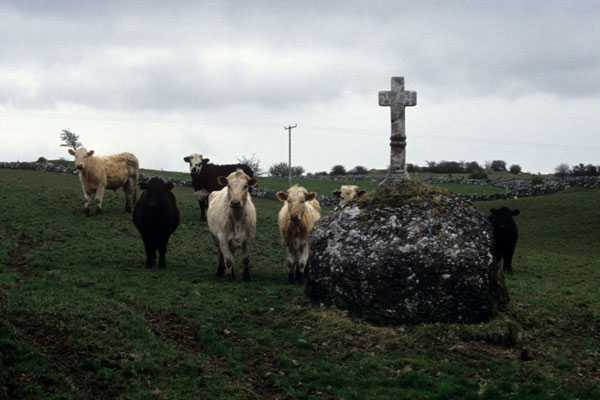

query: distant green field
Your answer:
[1,169,598,399]
[141,169,506,196]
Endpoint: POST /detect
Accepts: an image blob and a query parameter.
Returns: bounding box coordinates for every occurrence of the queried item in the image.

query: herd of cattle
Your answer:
[67,148,519,281]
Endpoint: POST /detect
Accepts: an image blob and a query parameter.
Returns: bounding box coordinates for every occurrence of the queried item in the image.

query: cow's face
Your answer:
[139,178,174,208]
[68,147,94,171]
[183,154,209,174]
[489,207,520,229]
[332,185,365,203]
[277,186,316,224]
[217,169,257,209]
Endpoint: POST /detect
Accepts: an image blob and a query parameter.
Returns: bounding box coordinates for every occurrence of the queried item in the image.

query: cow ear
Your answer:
[512,209,520,216]
[183,156,190,163]
[68,149,76,155]
[306,192,317,201]
[490,208,498,215]
[248,177,258,187]
[139,182,148,190]
[332,190,342,198]
[357,190,366,197]
[217,176,228,186]
[203,158,210,164]
[87,150,95,157]
[276,191,288,202]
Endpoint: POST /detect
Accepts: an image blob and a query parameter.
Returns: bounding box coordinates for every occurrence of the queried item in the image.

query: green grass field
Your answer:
[1,169,599,399]
[140,169,505,197]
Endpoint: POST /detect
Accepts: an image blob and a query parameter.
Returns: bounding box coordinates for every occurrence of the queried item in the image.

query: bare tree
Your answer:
[60,129,82,151]
[237,153,264,176]
[554,163,570,177]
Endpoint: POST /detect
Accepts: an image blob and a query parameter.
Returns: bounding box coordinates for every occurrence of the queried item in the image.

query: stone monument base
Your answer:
[306,181,509,325]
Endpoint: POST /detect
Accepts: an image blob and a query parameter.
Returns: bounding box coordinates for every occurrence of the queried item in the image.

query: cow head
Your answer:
[68,147,94,171]
[217,169,257,209]
[277,185,317,224]
[139,178,174,208]
[489,207,520,229]
[332,185,366,203]
[183,153,210,175]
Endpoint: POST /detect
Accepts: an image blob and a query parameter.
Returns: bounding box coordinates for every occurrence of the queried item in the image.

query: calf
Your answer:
[332,185,366,205]
[488,207,520,274]
[207,169,258,281]
[276,185,321,284]
[183,154,253,221]
[133,178,180,268]
[68,147,139,215]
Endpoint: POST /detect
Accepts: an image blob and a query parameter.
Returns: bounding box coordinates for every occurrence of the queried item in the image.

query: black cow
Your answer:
[488,207,520,274]
[183,154,253,221]
[133,177,180,268]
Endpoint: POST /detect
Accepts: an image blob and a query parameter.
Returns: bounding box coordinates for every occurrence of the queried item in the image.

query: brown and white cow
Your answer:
[207,169,258,281]
[68,147,139,215]
[331,185,366,205]
[276,185,321,284]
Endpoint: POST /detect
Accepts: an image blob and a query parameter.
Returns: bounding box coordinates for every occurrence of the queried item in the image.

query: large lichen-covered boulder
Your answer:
[306,181,509,325]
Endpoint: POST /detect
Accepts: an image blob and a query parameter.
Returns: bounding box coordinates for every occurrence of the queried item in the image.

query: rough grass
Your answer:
[0,169,599,399]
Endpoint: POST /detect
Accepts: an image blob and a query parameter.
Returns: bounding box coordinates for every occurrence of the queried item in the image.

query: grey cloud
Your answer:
[1,1,600,114]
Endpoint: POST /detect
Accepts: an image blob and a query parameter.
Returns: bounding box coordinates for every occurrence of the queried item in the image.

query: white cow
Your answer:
[276,185,321,284]
[207,169,258,281]
[332,185,366,205]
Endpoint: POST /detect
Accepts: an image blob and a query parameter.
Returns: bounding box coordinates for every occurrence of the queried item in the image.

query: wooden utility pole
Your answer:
[284,124,297,187]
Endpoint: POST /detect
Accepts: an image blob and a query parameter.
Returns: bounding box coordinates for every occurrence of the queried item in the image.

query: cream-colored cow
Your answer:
[207,169,258,281]
[276,185,321,284]
[331,185,365,205]
[68,147,139,215]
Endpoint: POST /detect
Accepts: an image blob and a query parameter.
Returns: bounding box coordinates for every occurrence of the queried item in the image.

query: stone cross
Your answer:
[378,76,417,189]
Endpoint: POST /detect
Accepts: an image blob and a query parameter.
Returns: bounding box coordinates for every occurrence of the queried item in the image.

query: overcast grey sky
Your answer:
[1,1,599,174]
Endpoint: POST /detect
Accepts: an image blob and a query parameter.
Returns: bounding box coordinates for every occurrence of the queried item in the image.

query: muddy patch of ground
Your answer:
[144,308,206,354]
[5,231,42,276]
[4,312,123,399]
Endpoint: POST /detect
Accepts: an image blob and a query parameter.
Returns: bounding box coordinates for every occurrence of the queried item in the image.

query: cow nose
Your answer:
[230,200,241,208]
[76,165,83,170]
[290,214,300,222]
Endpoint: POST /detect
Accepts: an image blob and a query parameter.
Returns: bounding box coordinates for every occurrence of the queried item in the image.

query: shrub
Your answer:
[330,165,346,175]
[531,176,544,185]
[509,164,522,174]
[469,171,488,180]
[348,165,369,175]
[269,162,289,177]
[36,157,48,164]
[490,160,507,172]
[269,162,304,177]
[554,163,571,177]
[290,166,305,177]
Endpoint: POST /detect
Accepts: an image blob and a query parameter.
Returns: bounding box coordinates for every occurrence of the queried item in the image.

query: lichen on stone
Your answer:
[306,180,509,326]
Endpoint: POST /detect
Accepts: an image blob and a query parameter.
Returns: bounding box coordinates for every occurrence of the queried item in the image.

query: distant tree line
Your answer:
[407,160,521,177]
[555,163,600,177]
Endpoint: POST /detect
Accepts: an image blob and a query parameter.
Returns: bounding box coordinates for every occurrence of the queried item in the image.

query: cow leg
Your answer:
[124,180,135,213]
[212,235,225,277]
[502,245,515,274]
[157,237,168,269]
[283,247,295,283]
[83,190,93,216]
[143,237,156,268]
[241,241,251,282]
[95,186,105,214]
[297,244,310,284]
[199,199,207,221]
